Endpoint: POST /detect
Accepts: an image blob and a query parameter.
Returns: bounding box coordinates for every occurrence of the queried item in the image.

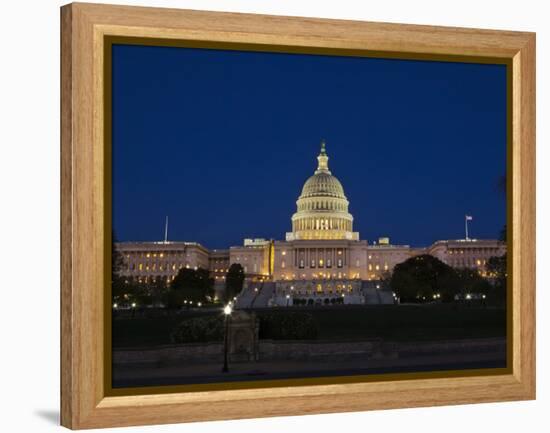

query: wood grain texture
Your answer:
[60,2,536,429]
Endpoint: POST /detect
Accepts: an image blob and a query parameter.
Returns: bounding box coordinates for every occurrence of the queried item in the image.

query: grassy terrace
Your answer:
[112,304,506,348]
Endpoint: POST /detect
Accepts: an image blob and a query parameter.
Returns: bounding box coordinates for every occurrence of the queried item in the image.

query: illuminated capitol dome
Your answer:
[286,140,359,241]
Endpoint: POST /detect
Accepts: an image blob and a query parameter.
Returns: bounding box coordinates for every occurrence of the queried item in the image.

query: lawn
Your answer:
[112,304,506,348]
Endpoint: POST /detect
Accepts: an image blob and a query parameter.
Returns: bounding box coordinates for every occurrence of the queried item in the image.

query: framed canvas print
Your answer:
[60,2,536,429]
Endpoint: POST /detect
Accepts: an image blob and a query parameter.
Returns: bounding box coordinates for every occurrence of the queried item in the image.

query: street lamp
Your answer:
[222,304,232,373]
[286,294,290,307]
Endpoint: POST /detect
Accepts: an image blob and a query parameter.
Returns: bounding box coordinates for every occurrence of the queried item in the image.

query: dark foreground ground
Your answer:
[113,304,506,347]
[113,337,506,387]
[112,304,507,388]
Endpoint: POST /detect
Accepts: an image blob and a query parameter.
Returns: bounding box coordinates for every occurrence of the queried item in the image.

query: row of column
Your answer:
[294,217,351,232]
[293,248,347,268]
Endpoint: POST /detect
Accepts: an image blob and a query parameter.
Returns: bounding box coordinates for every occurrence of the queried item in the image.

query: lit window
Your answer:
[282,251,286,256]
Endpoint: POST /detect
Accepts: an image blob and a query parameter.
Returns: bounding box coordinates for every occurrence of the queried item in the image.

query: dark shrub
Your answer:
[258,312,318,340]
[170,315,224,343]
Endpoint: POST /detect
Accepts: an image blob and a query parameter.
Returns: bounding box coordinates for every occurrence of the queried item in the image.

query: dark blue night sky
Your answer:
[112,44,506,249]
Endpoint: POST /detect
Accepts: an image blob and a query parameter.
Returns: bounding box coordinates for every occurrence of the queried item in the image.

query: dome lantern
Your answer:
[315,139,331,174]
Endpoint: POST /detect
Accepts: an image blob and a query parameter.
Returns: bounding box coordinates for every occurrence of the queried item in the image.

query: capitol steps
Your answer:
[377,290,395,304]
[234,284,257,309]
[251,282,276,308]
[361,283,394,305]
[362,287,381,304]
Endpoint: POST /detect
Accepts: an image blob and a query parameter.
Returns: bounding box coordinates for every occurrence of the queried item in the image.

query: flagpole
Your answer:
[164,216,169,243]
[465,216,469,240]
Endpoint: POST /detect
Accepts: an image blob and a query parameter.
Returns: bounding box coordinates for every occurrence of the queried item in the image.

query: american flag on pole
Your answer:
[465,215,473,221]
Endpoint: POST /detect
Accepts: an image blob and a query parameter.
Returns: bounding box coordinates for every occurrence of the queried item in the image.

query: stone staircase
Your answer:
[234,284,257,309]
[235,281,276,309]
[251,282,275,308]
[361,281,394,305]
[362,286,381,304]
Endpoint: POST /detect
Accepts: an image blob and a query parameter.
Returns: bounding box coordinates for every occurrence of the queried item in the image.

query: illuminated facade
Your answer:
[116,141,505,307]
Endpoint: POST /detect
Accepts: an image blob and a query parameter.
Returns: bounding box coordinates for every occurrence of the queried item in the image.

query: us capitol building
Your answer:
[116,142,506,307]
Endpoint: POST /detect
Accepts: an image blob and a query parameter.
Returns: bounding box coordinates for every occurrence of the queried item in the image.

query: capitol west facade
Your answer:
[116,142,506,307]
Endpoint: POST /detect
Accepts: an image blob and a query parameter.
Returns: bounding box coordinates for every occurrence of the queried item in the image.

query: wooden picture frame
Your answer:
[61,2,535,429]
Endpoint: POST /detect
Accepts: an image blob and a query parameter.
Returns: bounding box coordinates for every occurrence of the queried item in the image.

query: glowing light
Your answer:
[466,294,472,300]
[224,305,233,315]
[131,302,136,308]
[113,303,118,308]
[198,302,202,307]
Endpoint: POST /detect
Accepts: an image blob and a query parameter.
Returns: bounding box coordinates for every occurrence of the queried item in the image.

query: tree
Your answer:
[111,230,127,303]
[378,270,393,290]
[486,253,507,305]
[169,267,214,306]
[454,268,491,299]
[150,277,168,306]
[225,263,245,302]
[391,255,460,303]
